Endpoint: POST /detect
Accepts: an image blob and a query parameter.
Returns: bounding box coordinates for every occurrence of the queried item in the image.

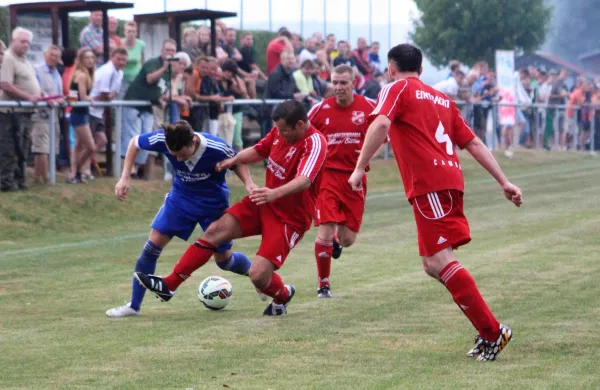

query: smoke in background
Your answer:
[543,0,600,61]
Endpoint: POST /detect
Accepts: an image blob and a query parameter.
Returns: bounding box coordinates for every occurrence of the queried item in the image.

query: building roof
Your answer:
[533,51,593,76]
[10,1,133,13]
[578,49,600,62]
[134,9,237,23]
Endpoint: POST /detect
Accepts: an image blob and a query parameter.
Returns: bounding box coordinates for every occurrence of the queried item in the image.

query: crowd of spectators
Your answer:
[433,59,600,152]
[0,11,597,191]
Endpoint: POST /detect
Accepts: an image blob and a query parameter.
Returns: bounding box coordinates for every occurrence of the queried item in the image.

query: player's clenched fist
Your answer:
[502,182,523,207]
[115,178,131,201]
[348,169,365,192]
[216,157,236,172]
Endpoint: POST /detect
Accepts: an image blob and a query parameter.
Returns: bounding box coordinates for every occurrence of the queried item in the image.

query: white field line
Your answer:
[0,163,596,258]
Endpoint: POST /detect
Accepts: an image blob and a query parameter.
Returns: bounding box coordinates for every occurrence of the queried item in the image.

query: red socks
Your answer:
[260,272,290,304]
[439,261,500,342]
[315,237,333,288]
[163,239,216,291]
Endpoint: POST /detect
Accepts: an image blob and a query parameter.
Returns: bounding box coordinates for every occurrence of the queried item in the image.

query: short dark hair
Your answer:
[279,30,292,40]
[62,47,77,67]
[162,120,195,151]
[111,47,128,57]
[271,100,308,127]
[226,28,236,33]
[387,43,422,73]
[222,59,238,74]
[300,59,315,69]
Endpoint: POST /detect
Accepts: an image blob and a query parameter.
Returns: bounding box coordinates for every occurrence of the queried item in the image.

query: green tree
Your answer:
[544,0,600,60]
[410,0,552,67]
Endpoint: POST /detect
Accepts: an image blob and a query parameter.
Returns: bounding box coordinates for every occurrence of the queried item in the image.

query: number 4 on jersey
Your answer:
[435,122,454,156]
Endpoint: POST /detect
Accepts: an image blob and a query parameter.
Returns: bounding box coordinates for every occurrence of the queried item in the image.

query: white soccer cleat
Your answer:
[105,302,140,318]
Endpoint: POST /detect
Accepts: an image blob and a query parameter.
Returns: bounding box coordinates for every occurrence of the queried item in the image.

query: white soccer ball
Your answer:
[198,276,233,310]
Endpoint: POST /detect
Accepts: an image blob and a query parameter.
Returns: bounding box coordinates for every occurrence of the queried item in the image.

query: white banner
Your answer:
[495,50,516,126]
[17,13,62,66]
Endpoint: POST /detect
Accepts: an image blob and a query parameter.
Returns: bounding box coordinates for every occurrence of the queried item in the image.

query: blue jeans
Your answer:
[122,107,154,165]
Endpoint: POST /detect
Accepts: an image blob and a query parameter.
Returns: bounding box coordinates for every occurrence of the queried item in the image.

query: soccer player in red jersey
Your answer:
[135,100,327,316]
[308,65,377,298]
[349,44,523,361]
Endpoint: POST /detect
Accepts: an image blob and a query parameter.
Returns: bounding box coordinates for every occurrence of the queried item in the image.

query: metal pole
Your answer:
[114,105,123,178]
[300,0,304,37]
[573,108,579,150]
[534,106,540,150]
[164,0,167,12]
[388,0,391,52]
[240,0,244,30]
[323,0,327,37]
[369,0,372,43]
[591,109,596,154]
[554,108,559,149]
[49,107,57,185]
[347,0,351,42]
[269,0,272,31]
[205,0,208,9]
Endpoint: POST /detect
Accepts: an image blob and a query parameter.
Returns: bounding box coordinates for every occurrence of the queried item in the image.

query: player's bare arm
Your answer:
[349,115,391,191]
[249,176,311,206]
[115,138,140,201]
[464,137,523,207]
[216,147,263,172]
[232,164,258,194]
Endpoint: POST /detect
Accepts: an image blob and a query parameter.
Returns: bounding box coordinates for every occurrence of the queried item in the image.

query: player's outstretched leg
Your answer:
[215,251,252,276]
[135,214,242,303]
[106,231,169,317]
[249,257,295,316]
[423,248,512,360]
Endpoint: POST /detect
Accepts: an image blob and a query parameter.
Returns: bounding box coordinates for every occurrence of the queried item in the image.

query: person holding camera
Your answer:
[121,39,175,179]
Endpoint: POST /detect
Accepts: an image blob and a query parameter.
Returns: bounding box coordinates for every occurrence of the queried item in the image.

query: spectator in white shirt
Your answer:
[433,70,465,99]
[298,37,317,65]
[83,47,127,179]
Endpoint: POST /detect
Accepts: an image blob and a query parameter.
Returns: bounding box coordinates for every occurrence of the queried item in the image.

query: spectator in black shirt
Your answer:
[237,32,266,99]
[265,51,307,101]
[333,41,355,67]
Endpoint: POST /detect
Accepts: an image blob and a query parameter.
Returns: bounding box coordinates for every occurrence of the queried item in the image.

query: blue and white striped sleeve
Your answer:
[135,130,168,153]
[206,137,237,161]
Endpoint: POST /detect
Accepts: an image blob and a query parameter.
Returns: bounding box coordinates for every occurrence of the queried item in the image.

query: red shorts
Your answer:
[314,170,366,233]
[226,196,305,269]
[411,189,471,257]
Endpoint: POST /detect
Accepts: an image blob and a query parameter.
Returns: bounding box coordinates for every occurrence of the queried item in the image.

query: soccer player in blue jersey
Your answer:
[106,120,258,317]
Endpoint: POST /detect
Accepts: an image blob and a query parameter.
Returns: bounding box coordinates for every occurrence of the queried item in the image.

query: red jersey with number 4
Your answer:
[253,126,327,231]
[308,95,377,173]
[370,77,476,200]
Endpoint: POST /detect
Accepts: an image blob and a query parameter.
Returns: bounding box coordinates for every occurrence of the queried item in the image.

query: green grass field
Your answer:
[1,151,599,389]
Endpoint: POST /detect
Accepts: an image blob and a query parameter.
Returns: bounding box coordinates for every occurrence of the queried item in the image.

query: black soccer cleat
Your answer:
[332,240,343,259]
[133,272,175,302]
[466,335,485,357]
[477,324,513,361]
[263,285,295,316]
[317,285,332,298]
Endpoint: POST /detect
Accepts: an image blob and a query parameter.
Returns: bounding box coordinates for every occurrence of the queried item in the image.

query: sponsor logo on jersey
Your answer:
[284,146,297,162]
[351,110,365,125]
[266,157,287,180]
[327,132,361,145]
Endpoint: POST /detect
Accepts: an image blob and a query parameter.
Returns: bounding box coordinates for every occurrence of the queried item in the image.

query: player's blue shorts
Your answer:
[151,194,232,253]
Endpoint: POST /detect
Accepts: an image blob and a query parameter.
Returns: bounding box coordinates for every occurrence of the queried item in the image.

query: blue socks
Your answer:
[130,241,162,311]
[217,252,252,276]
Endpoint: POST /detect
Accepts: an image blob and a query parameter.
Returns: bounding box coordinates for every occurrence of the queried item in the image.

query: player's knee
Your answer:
[421,257,441,279]
[338,234,356,248]
[248,261,270,289]
[203,220,230,244]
